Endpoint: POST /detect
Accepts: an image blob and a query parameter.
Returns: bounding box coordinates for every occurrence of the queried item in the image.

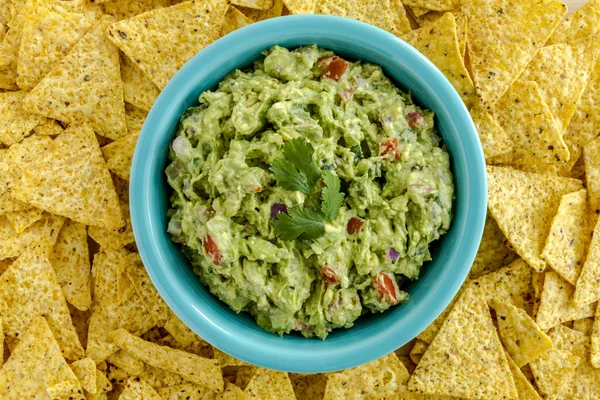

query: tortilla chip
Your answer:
[411,5,432,18]
[244,368,297,399]
[111,171,130,203]
[232,0,273,9]
[0,134,53,193]
[584,136,600,214]
[156,383,212,399]
[462,0,566,109]
[289,373,327,400]
[106,0,229,90]
[120,53,160,112]
[88,370,113,400]
[11,118,124,231]
[407,285,517,399]
[506,163,560,176]
[163,314,208,354]
[106,363,131,386]
[490,299,552,367]
[547,0,600,45]
[0,212,64,260]
[22,16,127,139]
[316,0,411,36]
[403,0,456,11]
[409,339,428,365]
[101,0,170,21]
[120,377,162,400]
[31,119,62,136]
[70,358,97,394]
[574,216,600,307]
[221,5,253,36]
[238,0,284,21]
[213,348,250,367]
[0,316,84,399]
[417,281,468,344]
[487,166,583,272]
[506,354,542,400]
[88,202,135,251]
[530,346,580,400]
[106,350,144,377]
[537,271,596,330]
[470,106,513,161]
[532,271,545,319]
[592,305,600,368]
[126,253,171,326]
[572,318,594,336]
[0,91,48,146]
[217,381,247,400]
[5,207,44,233]
[282,0,316,14]
[470,215,517,278]
[403,13,475,108]
[17,7,93,91]
[417,10,467,58]
[235,367,257,391]
[135,363,188,388]
[92,248,133,308]
[101,132,138,181]
[109,329,223,390]
[70,306,90,350]
[521,36,597,134]
[50,219,91,311]
[491,79,569,165]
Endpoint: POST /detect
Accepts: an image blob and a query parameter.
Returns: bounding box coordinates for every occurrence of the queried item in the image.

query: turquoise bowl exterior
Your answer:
[130,15,487,373]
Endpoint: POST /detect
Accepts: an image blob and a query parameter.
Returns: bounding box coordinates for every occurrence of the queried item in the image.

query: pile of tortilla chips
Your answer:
[0,0,599,398]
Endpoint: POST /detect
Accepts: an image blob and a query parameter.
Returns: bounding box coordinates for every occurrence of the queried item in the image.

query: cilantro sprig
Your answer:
[270,138,345,241]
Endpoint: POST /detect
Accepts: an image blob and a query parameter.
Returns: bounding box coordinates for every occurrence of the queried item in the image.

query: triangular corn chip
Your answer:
[0,316,84,399]
[88,201,135,251]
[487,166,583,272]
[409,339,428,364]
[50,219,92,311]
[491,79,569,165]
[164,314,208,354]
[126,253,171,326]
[11,118,124,230]
[592,305,600,368]
[101,132,138,181]
[530,346,580,400]
[22,16,127,139]
[238,0,283,21]
[470,106,513,161]
[462,0,566,108]
[246,368,298,400]
[403,13,475,108]
[506,354,542,400]
[573,318,594,336]
[17,6,93,90]
[109,329,223,390]
[1,134,53,192]
[416,11,468,58]
[469,214,517,278]
[547,0,600,45]
[106,0,229,89]
[584,137,600,214]
[100,0,170,21]
[106,350,146,376]
[289,374,328,400]
[282,0,316,14]
[403,0,456,11]
[5,207,44,233]
[0,212,64,260]
[574,216,600,307]
[91,248,133,308]
[521,36,597,133]
[490,299,552,367]
[541,189,591,285]
[0,91,47,145]
[120,53,160,112]
[213,348,250,367]
[120,377,162,400]
[155,383,210,399]
[537,271,596,330]
[70,358,97,394]
[232,0,273,9]
[407,285,518,399]
[32,119,64,136]
[221,5,253,36]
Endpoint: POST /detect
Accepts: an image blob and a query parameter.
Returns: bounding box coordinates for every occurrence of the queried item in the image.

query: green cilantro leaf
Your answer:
[270,138,321,196]
[321,170,345,221]
[274,207,325,241]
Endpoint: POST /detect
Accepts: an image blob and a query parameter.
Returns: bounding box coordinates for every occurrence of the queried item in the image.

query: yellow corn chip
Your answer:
[490,299,552,367]
[491,79,569,165]
[214,348,250,367]
[50,219,91,311]
[0,316,84,399]
[541,189,591,285]
[137,364,188,388]
[532,271,545,320]
[282,0,316,14]
[506,354,542,400]
[592,306,600,368]
[403,13,475,108]
[120,377,162,400]
[163,314,208,354]
[107,350,146,376]
[32,119,63,136]
[156,383,211,399]
[101,132,138,181]
[22,16,127,139]
[91,248,133,308]
[547,0,600,45]
[69,305,90,350]
[0,316,3,368]
[487,166,583,272]
[411,5,432,18]
[289,373,327,400]
[530,346,580,400]
[584,136,600,214]
[221,5,253,36]
[11,118,124,231]
[232,0,272,9]
[0,134,53,192]
[537,271,596,330]
[70,358,97,394]
[469,214,517,278]
[417,281,468,344]
[126,253,171,326]
[106,363,131,386]
[120,53,160,112]
[505,163,560,176]
[417,10,467,58]
[574,216,600,307]
[217,381,246,399]
[407,285,517,399]
[409,339,428,365]
[0,246,84,360]
[88,201,135,251]
[0,212,64,260]
[470,106,513,163]
[109,329,223,390]
[238,0,283,21]
[87,369,112,400]
[17,7,93,90]
[245,368,297,399]
[462,0,566,108]
[521,36,597,134]
[5,207,44,233]
[572,318,594,336]
[0,91,47,146]
[403,0,456,12]
[106,0,229,90]
[235,366,257,391]
[101,0,170,21]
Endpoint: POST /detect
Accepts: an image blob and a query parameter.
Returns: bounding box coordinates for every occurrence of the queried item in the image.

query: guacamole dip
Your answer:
[166,46,454,339]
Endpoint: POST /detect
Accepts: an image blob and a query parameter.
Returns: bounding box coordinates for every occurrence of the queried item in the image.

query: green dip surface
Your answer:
[166,45,454,339]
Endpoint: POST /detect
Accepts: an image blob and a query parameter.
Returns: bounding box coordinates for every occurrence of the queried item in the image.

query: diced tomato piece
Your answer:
[407,111,426,128]
[321,57,349,81]
[316,55,336,68]
[204,234,221,265]
[374,271,399,304]
[322,266,339,284]
[346,217,364,235]
[338,88,354,104]
[379,138,401,159]
[249,186,262,193]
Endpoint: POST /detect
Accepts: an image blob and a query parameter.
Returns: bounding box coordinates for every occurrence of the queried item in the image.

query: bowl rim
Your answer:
[130,14,487,373]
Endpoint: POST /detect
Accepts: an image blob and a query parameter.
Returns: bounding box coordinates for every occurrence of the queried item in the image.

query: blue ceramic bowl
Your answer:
[130,15,487,373]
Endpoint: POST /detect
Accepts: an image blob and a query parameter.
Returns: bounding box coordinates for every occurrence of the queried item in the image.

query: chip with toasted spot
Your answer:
[109,328,224,390]
[6,207,44,234]
[573,216,600,307]
[138,364,188,388]
[530,346,580,400]
[245,368,304,400]
[0,212,64,260]
[409,339,428,365]
[221,5,253,36]
[0,91,47,146]
[106,350,146,376]
[22,16,127,139]
[50,219,91,311]
[232,0,273,9]
[70,358,97,394]
[462,0,566,109]
[11,118,124,231]
[238,0,283,21]
[32,119,63,136]
[487,166,583,272]
[101,0,170,21]
[469,214,517,278]
[584,136,600,214]
[282,0,316,14]
[88,202,135,251]
[289,373,327,400]
[572,318,594,336]
[164,314,208,354]
[506,354,542,400]
[156,383,211,399]
[106,0,229,89]
[1,134,53,193]
[490,299,552,367]
[416,10,467,58]
[469,106,513,161]
[101,132,138,181]
[316,0,410,35]
[592,305,600,368]
[547,0,600,45]
[69,306,90,350]
[407,284,517,399]
[120,377,162,400]
[120,53,160,112]
[91,248,133,308]
[402,0,456,11]
[126,253,171,326]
